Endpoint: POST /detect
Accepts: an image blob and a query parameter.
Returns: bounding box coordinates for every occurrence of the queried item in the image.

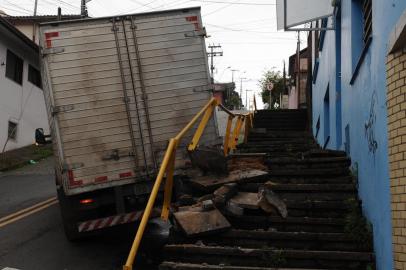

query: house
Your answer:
[0,16,49,152]
[309,1,406,269]
[288,47,310,109]
[3,14,82,44]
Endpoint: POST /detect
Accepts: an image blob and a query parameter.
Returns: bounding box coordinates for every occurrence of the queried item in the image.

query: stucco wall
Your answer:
[0,29,49,152]
[311,1,406,269]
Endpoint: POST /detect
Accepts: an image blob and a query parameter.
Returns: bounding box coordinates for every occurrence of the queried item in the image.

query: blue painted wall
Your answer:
[312,1,406,269]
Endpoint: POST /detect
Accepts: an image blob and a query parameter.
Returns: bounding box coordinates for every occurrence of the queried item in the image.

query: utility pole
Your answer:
[245,89,252,110]
[240,77,247,109]
[282,60,286,109]
[207,44,223,84]
[32,0,38,42]
[81,0,92,17]
[230,69,238,83]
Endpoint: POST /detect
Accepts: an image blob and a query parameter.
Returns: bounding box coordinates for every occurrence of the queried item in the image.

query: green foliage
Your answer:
[258,69,285,109]
[344,198,374,250]
[225,90,242,110]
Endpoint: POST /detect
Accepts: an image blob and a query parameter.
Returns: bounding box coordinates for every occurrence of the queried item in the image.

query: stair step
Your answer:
[240,183,356,193]
[160,262,325,270]
[265,176,354,184]
[267,168,350,177]
[268,157,351,165]
[163,244,373,269]
[169,229,365,252]
[225,215,346,233]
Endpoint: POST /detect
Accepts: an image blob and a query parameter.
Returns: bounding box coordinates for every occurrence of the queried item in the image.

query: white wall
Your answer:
[0,31,49,152]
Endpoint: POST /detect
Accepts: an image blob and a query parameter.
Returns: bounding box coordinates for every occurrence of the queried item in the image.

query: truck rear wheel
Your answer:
[57,187,82,241]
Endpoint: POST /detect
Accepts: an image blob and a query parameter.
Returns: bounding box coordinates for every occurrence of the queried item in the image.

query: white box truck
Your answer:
[38,7,217,240]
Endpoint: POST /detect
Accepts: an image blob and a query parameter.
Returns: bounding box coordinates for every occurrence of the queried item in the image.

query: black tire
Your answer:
[57,187,82,241]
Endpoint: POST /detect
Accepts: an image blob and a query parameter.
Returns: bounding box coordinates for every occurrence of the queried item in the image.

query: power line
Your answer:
[0,5,32,15]
[203,0,241,17]
[191,0,274,5]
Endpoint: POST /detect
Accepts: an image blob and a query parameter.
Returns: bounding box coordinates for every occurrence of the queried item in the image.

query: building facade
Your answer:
[0,17,49,152]
[288,48,310,109]
[310,1,406,269]
[3,14,82,44]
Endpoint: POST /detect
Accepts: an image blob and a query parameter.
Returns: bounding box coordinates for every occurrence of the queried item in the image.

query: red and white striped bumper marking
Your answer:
[78,211,142,232]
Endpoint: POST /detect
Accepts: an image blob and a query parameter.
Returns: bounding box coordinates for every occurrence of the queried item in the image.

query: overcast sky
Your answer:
[0,0,307,109]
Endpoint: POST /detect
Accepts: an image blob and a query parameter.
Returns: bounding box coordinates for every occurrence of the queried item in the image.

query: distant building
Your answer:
[212,82,237,108]
[309,2,406,269]
[2,14,82,44]
[288,47,309,109]
[0,16,49,151]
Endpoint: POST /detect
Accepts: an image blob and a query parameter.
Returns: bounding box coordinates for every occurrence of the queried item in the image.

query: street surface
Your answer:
[0,158,154,270]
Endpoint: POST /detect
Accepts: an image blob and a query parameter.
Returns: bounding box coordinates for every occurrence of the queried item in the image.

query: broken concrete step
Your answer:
[163,244,374,269]
[189,169,268,192]
[160,262,327,270]
[225,215,346,233]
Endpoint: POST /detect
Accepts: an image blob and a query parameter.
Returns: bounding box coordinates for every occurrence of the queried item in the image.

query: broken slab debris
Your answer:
[257,185,288,218]
[189,169,268,192]
[213,183,238,205]
[173,208,231,237]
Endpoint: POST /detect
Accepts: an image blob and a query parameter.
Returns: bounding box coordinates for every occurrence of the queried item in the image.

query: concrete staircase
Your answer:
[159,109,375,270]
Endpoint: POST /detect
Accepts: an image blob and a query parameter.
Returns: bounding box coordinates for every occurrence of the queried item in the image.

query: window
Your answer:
[350,0,373,84]
[8,121,17,141]
[362,0,372,44]
[5,50,23,85]
[28,65,42,89]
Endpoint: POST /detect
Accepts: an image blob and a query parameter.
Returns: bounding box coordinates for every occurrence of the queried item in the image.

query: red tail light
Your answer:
[80,198,94,205]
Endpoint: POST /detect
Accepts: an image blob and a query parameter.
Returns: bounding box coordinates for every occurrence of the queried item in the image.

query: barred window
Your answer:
[362,0,372,43]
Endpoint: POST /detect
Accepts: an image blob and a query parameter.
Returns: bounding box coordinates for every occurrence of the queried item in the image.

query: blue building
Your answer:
[310,1,406,269]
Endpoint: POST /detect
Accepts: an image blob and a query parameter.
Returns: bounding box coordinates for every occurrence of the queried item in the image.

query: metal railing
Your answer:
[123,97,256,270]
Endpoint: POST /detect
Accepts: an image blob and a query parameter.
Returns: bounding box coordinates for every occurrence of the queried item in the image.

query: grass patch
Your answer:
[0,144,53,171]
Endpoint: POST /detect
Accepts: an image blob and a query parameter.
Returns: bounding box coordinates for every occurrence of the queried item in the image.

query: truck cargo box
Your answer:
[39,7,217,196]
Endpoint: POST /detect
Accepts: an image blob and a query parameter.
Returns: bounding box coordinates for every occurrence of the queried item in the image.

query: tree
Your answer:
[224,90,242,110]
[258,69,284,109]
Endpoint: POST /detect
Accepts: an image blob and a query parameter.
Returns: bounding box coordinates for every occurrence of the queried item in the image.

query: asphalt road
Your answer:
[0,158,159,270]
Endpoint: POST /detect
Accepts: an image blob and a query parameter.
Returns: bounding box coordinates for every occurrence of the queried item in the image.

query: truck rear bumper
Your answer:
[77,208,161,233]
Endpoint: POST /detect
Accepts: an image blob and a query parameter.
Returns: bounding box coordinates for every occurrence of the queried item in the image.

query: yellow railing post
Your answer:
[223,114,234,156]
[244,115,250,143]
[230,116,244,150]
[187,101,216,151]
[161,140,177,221]
[123,139,176,270]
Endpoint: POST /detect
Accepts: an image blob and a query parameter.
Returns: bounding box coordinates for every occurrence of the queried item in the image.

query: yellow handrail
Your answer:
[123,97,254,270]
